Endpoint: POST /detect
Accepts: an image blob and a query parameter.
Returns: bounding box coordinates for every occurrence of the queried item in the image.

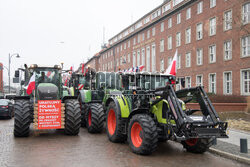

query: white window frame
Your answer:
[196,23,203,40]
[168,57,172,67]
[160,59,164,72]
[168,36,172,50]
[133,51,136,67]
[242,3,250,25]
[209,73,216,94]
[185,76,191,88]
[186,8,191,20]
[197,1,203,14]
[160,39,164,52]
[223,71,232,95]
[241,35,250,57]
[161,22,164,32]
[137,50,141,66]
[176,32,181,47]
[209,17,216,36]
[146,46,150,71]
[141,48,145,66]
[224,40,232,60]
[210,0,216,8]
[168,18,172,28]
[185,52,191,67]
[152,27,156,36]
[151,43,156,72]
[196,75,203,86]
[128,41,130,48]
[241,68,250,95]
[147,30,150,39]
[197,48,203,65]
[224,10,232,31]
[128,53,130,63]
[209,44,216,63]
[177,13,181,24]
[177,54,181,69]
[185,27,191,44]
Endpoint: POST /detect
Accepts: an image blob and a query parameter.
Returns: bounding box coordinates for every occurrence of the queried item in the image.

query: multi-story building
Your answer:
[85,0,250,96]
[0,63,3,93]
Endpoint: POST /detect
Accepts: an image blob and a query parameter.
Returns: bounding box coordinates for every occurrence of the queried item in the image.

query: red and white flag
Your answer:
[165,50,177,76]
[26,73,36,95]
[138,65,145,71]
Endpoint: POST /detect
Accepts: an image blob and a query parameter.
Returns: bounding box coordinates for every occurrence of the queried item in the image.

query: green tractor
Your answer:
[13,64,81,137]
[103,72,228,155]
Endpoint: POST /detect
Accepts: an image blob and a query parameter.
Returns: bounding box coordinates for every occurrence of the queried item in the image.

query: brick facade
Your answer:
[85,0,250,96]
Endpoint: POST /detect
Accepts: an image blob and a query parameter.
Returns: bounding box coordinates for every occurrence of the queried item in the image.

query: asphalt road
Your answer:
[0,118,248,167]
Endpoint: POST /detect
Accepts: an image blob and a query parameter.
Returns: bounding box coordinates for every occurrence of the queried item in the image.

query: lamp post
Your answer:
[8,53,20,93]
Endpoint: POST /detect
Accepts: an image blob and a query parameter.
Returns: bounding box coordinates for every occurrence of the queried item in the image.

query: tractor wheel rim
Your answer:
[107,109,116,135]
[185,138,198,146]
[131,122,143,148]
[88,110,92,126]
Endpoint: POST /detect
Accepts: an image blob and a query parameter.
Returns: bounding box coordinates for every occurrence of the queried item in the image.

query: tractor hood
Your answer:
[37,83,58,100]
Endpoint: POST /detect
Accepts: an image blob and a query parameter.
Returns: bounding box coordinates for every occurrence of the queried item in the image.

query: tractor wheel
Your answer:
[182,138,212,153]
[128,114,158,155]
[64,99,81,135]
[106,101,126,142]
[14,100,31,137]
[80,103,87,127]
[85,103,104,133]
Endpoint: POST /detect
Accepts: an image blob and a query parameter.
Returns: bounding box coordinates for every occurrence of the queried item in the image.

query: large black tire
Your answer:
[64,99,81,135]
[14,100,31,137]
[182,138,212,153]
[128,114,158,155]
[106,101,126,142]
[85,103,104,133]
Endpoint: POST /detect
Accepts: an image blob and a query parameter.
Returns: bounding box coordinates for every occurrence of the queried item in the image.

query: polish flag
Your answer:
[26,73,36,95]
[81,63,84,74]
[138,65,145,71]
[165,50,177,76]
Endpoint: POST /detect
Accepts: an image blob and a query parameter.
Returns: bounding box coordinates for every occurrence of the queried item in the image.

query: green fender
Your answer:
[150,98,169,124]
[78,89,92,103]
[106,95,130,118]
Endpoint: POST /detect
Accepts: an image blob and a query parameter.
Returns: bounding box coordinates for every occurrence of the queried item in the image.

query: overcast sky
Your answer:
[0,0,163,83]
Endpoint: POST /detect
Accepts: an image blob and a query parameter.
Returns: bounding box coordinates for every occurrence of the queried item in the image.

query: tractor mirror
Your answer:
[15,70,19,77]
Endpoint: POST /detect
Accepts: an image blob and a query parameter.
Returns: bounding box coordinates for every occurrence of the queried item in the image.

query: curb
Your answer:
[209,148,250,165]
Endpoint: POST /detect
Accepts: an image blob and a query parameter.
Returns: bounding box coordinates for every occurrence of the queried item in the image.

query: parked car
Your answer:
[0,99,14,119]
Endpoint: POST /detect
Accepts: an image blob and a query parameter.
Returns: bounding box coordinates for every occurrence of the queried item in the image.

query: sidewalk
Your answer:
[210,129,250,165]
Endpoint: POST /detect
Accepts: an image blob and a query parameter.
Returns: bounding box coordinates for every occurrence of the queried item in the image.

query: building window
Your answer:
[152,27,156,36]
[196,75,203,86]
[242,36,250,57]
[242,3,250,24]
[128,53,130,63]
[168,36,172,50]
[168,57,172,67]
[168,18,172,28]
[160,39,164,52]
[241,69,250,95]
[138,34,140,43]
[151,43,156,72]
[124,43,126,50]
[133,52,136,67]
[210,0,216,8]
[224,40,232,60]
[209,17,216,36]
[120,57,122,66]
[177,54,181,69]
[147,30,150,39]
[117,47,119,53]
[128,41,130,48]
[224,72,232,94]
[197,1,203,14]
[133,38,136,45]
[146,46,150,71]
[209,45,216,63]
[177,13,181,24]
[186,8,191,20]
[197,48,203,65]
[176,32,181,47]
[185,76,191,88]
[161,22,164,32]
[142,33,145,41]
[196,23,203,40]
[209,73,216,94]
[186,52,191,67]
[141,48,145,66]
[120,45,122,51]
[224,10,232,31]
[185,27,191,44]
[137,50,140,66]
[160,59,164,72]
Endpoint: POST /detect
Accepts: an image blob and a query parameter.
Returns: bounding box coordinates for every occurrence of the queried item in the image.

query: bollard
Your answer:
[240,138,248,153]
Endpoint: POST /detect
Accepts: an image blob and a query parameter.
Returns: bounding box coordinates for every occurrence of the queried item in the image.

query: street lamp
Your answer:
[8,53,20,93]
